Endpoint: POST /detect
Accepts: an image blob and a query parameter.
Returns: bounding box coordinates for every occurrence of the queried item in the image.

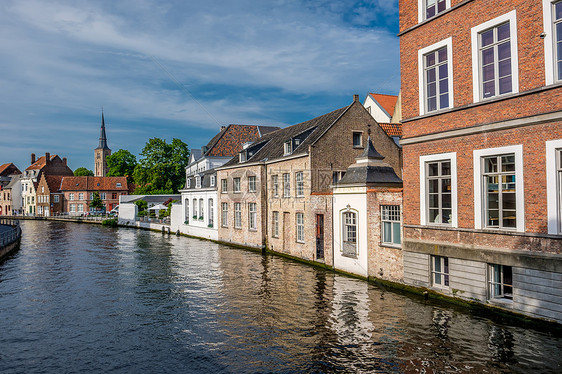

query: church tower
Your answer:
[94,112,111,177]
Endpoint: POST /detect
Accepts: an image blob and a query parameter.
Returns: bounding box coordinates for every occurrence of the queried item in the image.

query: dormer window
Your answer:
[284,141,292,155]
[239,151,247,163]
[116,183,122,187]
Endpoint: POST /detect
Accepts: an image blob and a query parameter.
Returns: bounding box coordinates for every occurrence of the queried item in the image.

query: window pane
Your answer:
[503,212,516,228]
[482,64,495,82]
[498,59,511,78]
[438,63,448,80]
[441,161,451,176]
[439,93,449,109]
[498,41,511,60]
[556,2,562,20]
[485,156,498,173]
[426,5,436,19]
[441,178,451,193]
[427,68,436,83]
[482,48,494,65]
[442,193,451,209]
[558,61,562,80]
[499,76,512,95]
[437,0,446,12]
[497,22,510,41]
[384,221,391,242]
[439,77,448,93]
[428,179,439,193]
[442,209,451,223]
[487,176,499,192]
[393,222,401,244]
[438,47,447,63]
[428,162,439,176]
[481,29,494,47]
[428,97,437,112]
[426,52,436,67]
[483,81,495,98]
[488,209,499,226]
[488,193,499,210]
[501,155,515,172]
[429,194,439,208]
[429,209,440,223]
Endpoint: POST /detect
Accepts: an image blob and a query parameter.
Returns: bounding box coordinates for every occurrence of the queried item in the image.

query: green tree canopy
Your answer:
[133,138,189,194]
[106,149,137,182]
[74,167,94,176]
[89,191,104,211]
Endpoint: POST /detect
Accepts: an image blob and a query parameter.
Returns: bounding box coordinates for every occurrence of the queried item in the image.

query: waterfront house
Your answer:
[0,163,21,189]
[0,163,21,216]
[216,95,402,264]
[36,175,64,216]
[171,124,279,240]
[60,176,128,214]
[399,0,562,322]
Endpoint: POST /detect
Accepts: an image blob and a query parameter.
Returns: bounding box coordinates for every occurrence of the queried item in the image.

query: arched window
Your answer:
[185,199,190,223]
[208,199,214,227]
[342,211,357,258]
[199,199,204,220]
[193,198,197,218]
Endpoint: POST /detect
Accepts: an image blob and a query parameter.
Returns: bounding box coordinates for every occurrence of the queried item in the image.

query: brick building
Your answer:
[36,175,64,216]
[399,0,562,322]
[217,96,402,264]
[94,113,111,177]
[60,176,128,214]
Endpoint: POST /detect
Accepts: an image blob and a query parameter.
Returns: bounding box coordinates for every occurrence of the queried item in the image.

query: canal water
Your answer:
[0,221,560,373]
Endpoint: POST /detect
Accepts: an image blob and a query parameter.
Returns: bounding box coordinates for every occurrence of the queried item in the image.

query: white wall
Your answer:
[364,95,392,123]
[119,203,137,222]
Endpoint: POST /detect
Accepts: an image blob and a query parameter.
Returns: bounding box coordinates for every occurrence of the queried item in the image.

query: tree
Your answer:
[133,138,189,194]
[89,191,104,211]
[74,167,94,176]
[107,149,137,182]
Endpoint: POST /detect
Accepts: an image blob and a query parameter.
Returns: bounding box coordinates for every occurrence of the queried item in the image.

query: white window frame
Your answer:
[187,179,191,188]
[210,176,216,187]
[248,176,256,192]
[221,202,228,227]
[196,176,201,189]
[341,210,358,257]
[272,211,279,237]
[233,177,241,193]
[69,193,74,201]
[284,141,292,155]
[546,139,562,234]
[474,145,524,232]
[431,255,450,289]
[208,199,214,227]
[272,175,279,197]
[296,212,304,243]
[418,37,454,115]
[471,11,519,103]
[193,198,197,218]
[79,193,84,200]
[199,198,204,220]
[234,202,242,228]
[352,132,363,148]
[381,205,401,247]
[283,173,290,197]
[543,0,562,85]
[54,195,59,203]
[249,203,257,231]
[221,179,227,193]
[487,264,513,300]
[295,172,304,197]
[419,152,458,227]
[418,0,451,23]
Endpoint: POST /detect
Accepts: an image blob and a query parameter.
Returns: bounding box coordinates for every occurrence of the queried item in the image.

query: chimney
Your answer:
[220,125,226,130]
[45,152,50,165]
[353,94,359,102]
[62,157,67,166]
[31,153,36,164]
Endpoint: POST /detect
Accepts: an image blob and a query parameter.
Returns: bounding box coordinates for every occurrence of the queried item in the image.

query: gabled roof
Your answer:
[190,149,203,162]
[378,123,402,137]
[26,155,57,171]
[222,105,350,167]
[369,93,398,118]
[204,124,281,158]
[60,176,128,191]
[43,175,65,193]
[0,163,21,176]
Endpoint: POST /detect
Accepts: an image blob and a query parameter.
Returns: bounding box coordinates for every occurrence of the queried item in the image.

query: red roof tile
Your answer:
[60,176,128,191]
[379,123,402,137]
[369,93,398,117]
[44,175,65,193]
[205,124,280,157]
[26,155,57,170]
[0,163,21,176]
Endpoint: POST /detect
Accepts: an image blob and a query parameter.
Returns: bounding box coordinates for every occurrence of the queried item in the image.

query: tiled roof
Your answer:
[26,155,57,170]
[205,124,281,157]
[44,175,64,193]
[222,105,351,167]
[378,123,402,137]
[60,176,128,191]
[0,163,21,176]
[369,93,398,117]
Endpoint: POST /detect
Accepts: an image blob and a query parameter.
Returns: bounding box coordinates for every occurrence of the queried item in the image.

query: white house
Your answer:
[363,92,400,123]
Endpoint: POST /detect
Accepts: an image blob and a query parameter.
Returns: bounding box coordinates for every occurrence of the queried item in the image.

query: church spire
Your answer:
[97,111,109,150]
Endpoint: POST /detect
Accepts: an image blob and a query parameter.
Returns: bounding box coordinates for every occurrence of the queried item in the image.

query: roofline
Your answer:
[215,160,265,171]
[264,152,308,165]
[309,103,354,147]
[366,93,392,119]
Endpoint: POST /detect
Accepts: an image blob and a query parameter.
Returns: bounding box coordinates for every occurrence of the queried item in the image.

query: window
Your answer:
[295,172,304,196]
[471,11,518,102]
[234,202,242,228]
[249,203,257,230]
[342,211,357,257]
[78,193,84,200]
[474,145,523,231]
[296,212,304,243]
[332,171,346,184]
[199,199,204,220]
[193,198,197,218]
[41,186,44,193]
[487,264,513,300]
[112,193,117,200]
[482,154,517,229]
[208,199,214,227]
[234,178,241,193]
[54,195,59,203]
[272,175,279,197]
[272,211,279,237]
[70,204,76,212]
[90,192,94,200]
[283,173,290,197]
[69,193,74,201]
[284,141,292,155]
[248,176,256,192]
[546,140,562,234]
[431,256,449,288]
[543,0,562,84]
[418,38,453,115]
[353,132,362,148]
[101,193,106,200]
[427,160,452,225]
[187,179,191,188]
[221,179,227,193]
[116,182,122,187]
[185,199,190,222]
[381,205,401,246]
[420,153,457,227]
[221,203,228,227]
[196,176,201,189]
[77,204,84,212]
[425,0,446,19]
[210,176,216,187]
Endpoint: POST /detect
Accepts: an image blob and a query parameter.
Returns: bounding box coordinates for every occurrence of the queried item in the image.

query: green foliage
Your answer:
[107,149,137,182]
[133,138,189,194]
[101,218,118,227]
[74,167,94,176]
[89,191,104,210]
[138,210,147,217]
[134,200,148,210]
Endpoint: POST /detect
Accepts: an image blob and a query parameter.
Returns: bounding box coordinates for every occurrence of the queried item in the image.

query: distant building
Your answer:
[0,163,21,216]
[36,175,65,216]
[60,176,128,214]
[94,112,111,177]
[364,93,402,145]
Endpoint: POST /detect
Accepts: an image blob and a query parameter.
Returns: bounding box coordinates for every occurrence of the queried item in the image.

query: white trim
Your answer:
[543,0,556,85]
[546,139,562,234]
[473,145,524,232]
[471,10,519,103]
[418,0,451,23]
[419,152,458,227]
[418,37,454,115]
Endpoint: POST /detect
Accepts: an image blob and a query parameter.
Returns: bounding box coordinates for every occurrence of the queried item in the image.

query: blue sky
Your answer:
[0,0,400,172]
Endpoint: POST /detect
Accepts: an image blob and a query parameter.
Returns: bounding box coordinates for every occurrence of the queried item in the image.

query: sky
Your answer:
[0,0,400,172]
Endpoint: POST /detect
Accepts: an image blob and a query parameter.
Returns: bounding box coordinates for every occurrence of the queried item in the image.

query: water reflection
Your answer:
[0,221,560,373]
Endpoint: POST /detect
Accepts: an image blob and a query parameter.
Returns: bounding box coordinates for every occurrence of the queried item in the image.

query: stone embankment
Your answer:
[0,220,22,260]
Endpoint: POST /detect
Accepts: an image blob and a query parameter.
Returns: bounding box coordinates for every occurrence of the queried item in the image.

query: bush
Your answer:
[102,218,118,227]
